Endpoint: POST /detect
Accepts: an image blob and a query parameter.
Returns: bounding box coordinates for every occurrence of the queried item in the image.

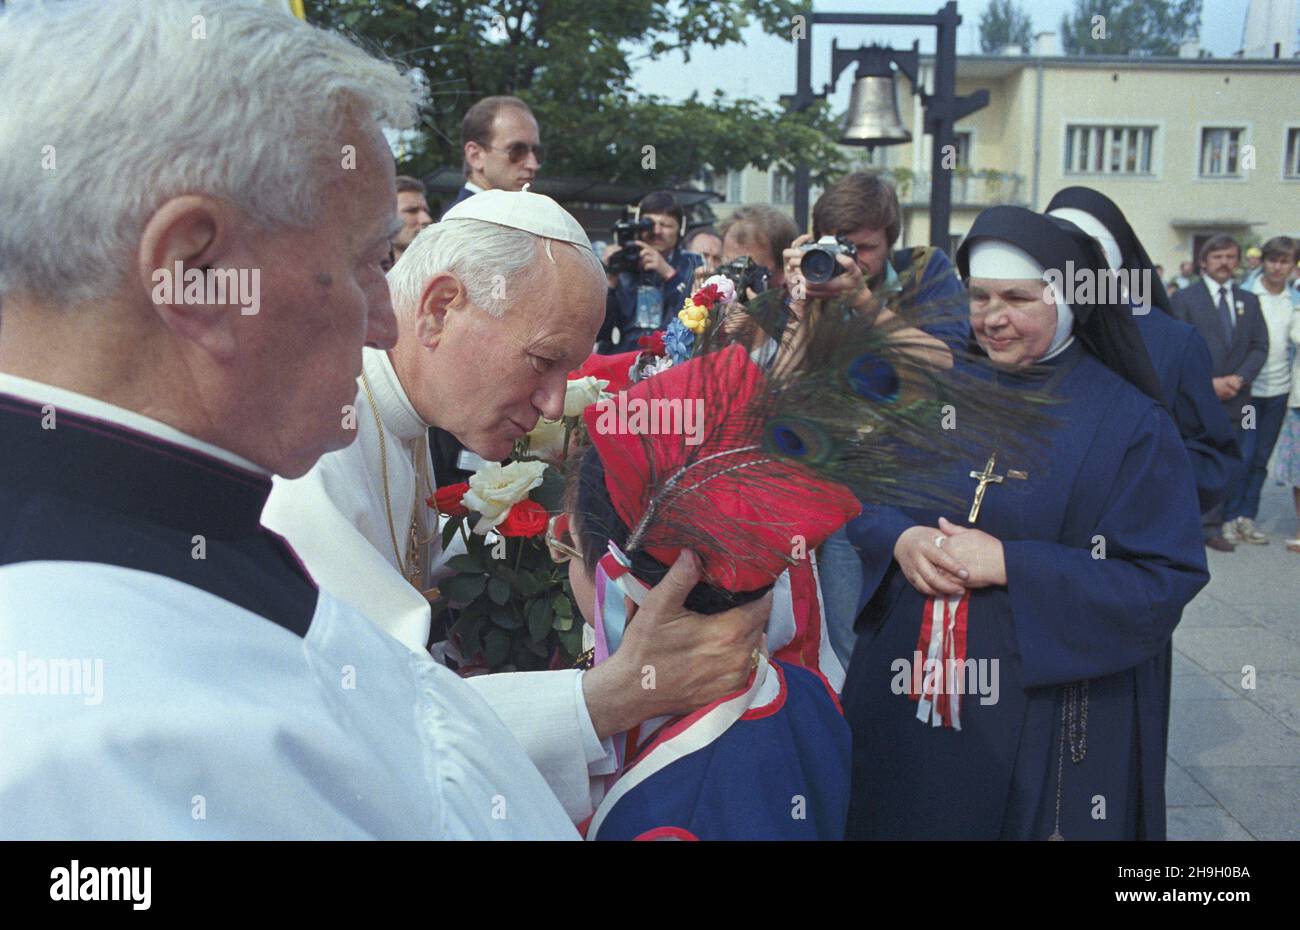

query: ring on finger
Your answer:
[933,535,946,549]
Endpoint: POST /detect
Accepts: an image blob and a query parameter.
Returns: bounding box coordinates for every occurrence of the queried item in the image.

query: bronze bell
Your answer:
[842,71,911,147]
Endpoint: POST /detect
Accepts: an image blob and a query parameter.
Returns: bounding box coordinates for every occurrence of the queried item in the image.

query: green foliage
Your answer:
[979,0,1034,54]
[306,0,847,186]
[1058,0,1202,57]
[434,489,581,673]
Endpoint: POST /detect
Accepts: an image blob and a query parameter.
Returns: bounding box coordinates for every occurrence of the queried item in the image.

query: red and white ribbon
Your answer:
[912,592,970,729]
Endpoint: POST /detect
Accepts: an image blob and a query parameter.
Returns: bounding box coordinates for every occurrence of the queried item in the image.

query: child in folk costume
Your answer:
[556,344,858,840]
[547,269,1046,839]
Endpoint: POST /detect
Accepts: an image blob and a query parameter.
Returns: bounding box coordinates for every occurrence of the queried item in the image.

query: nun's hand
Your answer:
[935,517,1006,587]
[894,525,970,597]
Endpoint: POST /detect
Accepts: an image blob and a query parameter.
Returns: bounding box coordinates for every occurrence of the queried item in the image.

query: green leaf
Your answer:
[552,595,572,618]
[515,572,540,598]
[446,553,482,574]
[452,614,483,662]
[553,612,573,632]
[483,629,510,669]
[558,627,584,659]
[487,576,512,606]
[526,597,551,634]
[443,572,487,603]
[527,599,552,643]
[490,602,524,630]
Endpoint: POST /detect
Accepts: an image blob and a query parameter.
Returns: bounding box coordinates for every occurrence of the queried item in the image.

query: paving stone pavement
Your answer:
[1167,478,1300,840]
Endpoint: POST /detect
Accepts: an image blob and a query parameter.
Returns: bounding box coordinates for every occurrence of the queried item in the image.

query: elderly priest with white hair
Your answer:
[262,189,771,823]
[0,0,585,838]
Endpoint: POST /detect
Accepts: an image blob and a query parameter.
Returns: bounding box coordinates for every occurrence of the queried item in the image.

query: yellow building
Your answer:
[711,48,1300,273]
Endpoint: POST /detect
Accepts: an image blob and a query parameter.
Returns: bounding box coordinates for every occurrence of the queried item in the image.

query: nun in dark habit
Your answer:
[1047,185,1240,513]
[1045,186,1240,792]
[841,206,1208,840]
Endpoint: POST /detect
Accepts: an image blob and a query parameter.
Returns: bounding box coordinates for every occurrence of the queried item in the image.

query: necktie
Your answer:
[1217,286,1234,342]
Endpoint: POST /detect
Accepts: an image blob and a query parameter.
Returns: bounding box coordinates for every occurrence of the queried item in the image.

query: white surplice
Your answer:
[262,348,614,822]
[0,374,574,839]
[0,561,576,839]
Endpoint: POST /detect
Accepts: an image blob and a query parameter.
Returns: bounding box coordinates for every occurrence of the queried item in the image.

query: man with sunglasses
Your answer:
[443,95,543,216]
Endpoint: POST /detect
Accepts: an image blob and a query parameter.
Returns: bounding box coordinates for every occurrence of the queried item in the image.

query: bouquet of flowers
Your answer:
[659,274,739,366]
[427,375,610,673]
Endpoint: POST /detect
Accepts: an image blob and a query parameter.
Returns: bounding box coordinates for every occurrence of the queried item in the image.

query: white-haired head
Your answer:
[387,219,606,319]
[0,0,424,305]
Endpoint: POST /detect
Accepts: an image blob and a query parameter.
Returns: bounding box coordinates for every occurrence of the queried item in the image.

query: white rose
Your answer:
[463,460,549,532]
[564,375,611,418]
[523,416,567,462]
[703,274,737,304]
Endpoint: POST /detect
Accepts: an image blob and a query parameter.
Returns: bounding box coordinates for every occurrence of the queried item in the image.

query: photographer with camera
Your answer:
[598,191,704,353]
[779,173,967,669]
[782,172,968,352]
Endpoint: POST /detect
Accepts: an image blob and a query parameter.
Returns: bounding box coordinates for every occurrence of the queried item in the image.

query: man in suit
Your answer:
[441,96,542,217]
[1171,234,1269,551]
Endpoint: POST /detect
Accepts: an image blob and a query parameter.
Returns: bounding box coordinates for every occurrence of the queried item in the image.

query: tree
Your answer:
[1058,0,1202,56]
[979,0,1034,54]
[306,0,848,188]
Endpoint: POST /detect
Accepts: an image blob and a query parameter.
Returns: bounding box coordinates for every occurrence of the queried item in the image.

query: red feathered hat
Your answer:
[571,351,640,395]
[582,344,862,592]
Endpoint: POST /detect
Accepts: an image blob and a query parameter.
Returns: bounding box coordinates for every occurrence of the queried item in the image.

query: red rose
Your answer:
[637,330,666,357]
[430,482,470,517]
[497,499,548,537]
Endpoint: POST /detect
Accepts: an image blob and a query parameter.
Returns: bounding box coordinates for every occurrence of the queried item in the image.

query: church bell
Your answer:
[841,69,912,147]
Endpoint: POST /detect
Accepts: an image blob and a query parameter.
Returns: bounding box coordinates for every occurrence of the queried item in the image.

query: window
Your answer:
[727,169,743,203]
[1285,128,1300,179]
[1199,127,1244,177]
[697,168,745,202]
[1064,124,1155,175]
[952,131,972,169]
[771,171,795,205]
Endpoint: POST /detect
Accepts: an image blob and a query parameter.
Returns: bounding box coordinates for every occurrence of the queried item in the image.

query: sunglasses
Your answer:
[546,513,582,564]
[485,141,545,165]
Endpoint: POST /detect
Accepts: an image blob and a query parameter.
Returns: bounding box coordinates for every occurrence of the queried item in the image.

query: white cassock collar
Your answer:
[0,371,267,475]
[362,348,429,443]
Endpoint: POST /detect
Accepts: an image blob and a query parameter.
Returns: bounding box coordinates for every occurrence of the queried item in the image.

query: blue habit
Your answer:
[1133,307,1240,513]
[588,661,850,840]
[842,341,1208,840]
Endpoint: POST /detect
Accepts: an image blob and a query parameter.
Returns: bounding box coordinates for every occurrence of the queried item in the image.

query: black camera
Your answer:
[606,217,655,275]
[716,256,771,295]
[799,235,858,284]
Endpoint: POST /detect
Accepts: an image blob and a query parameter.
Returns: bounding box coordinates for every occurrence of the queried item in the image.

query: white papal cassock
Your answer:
[262,348,617,822]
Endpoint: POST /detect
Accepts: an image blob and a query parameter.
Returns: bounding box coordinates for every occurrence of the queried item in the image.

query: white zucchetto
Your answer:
[440,189,593,253]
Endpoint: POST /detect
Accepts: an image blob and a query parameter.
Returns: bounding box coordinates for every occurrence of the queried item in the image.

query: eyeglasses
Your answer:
[484,141,545,165]
[546,514,582,564]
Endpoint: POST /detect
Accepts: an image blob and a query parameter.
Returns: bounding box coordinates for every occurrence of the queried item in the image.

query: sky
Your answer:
[629,0,1260,112]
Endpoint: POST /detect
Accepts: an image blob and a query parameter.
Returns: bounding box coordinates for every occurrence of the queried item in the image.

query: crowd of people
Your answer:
[2,0,1297,842]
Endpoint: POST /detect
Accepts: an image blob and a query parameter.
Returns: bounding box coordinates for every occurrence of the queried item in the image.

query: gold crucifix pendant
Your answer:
[967,452,1028,524]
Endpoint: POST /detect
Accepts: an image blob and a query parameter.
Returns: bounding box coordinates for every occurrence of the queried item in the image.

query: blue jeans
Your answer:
[818,528,865,668]
[1224,393,1289,522]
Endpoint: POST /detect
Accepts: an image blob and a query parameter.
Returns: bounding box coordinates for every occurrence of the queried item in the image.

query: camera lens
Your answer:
[801,249,836,284]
